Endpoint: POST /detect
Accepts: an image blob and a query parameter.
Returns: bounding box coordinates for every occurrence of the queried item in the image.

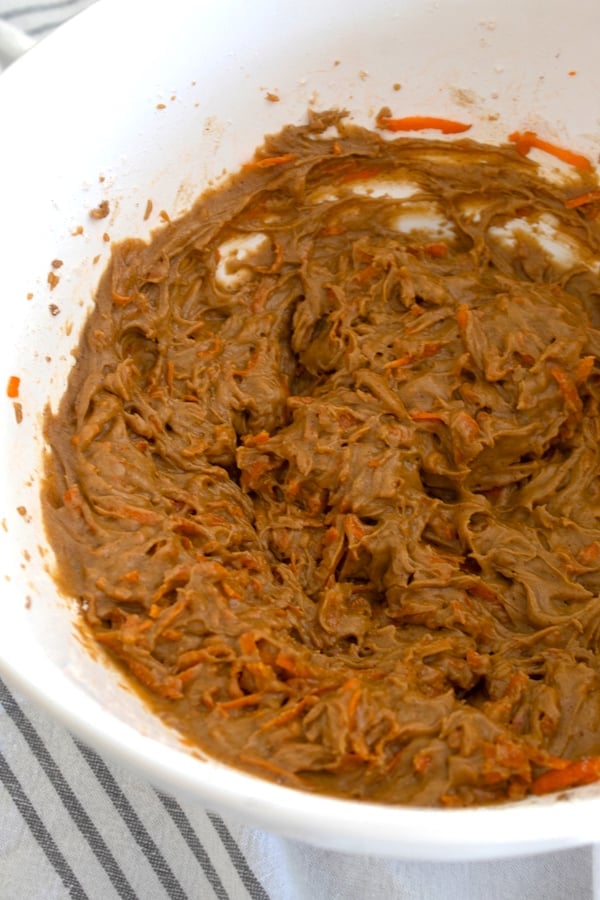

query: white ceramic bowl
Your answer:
[2,0,600,861]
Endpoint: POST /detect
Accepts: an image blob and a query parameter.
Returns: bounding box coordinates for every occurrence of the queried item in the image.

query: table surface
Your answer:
[0,2,598,896]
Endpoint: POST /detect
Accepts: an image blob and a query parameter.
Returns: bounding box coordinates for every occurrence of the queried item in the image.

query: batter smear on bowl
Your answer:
[43,110,600,806]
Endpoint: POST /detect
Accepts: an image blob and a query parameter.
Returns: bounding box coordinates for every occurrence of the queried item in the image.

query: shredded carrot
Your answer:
[577,542,600,566]
[422,341,442,358]
[111,290,132,306]
[456,304,469,331]
[549,366,582,415]
[217,691,263,711]
[347,686,362,727]
[177,649,208,670]
[467,581,499,602]
[508,130,593,171]
[196,336,222,358]
[112,505,162,525]
[239,632,260,656]
[243,153,296,170]
[531,756,600,795]
[575,355,595,384]
[201,687,218,708]
[453,410,481,442]
[339,165,382,183]
[63,485,81,506]
[353,263,378,284]
[384,356,413,370]
[150,595,189,635]
[220,580,242,600]
[243,430,271,447]
[323,526,340,546]
[565,189,600,209]
[178,663,203,686]
[376,114,471,134]
[410,410,445,422]
[275,651,313,679]
[259,695,318,731]
[162,629,183,641]
[241,458,274,488]
[6,375,20,399]
[384,342,442,370]
[344,516,365,543]
[121,570,140,584]
[126,659,183,699]
[321,223,345,236]
[413,751,433,775]
[423,242,448,258]
[517,352,536,367]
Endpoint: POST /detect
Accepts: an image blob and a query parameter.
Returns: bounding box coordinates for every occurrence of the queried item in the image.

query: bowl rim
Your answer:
[3,0,600,861]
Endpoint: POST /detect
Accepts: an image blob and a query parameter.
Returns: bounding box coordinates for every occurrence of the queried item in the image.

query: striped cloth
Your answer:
[0,0,92,38]
[0,677,272,900]
[1,677,597,900]
[1,3,600,897]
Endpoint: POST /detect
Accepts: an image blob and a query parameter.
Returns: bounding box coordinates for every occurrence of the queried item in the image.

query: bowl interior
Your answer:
[2,0,600,859]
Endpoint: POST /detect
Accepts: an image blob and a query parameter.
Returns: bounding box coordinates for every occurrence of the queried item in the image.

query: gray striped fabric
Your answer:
[0,0,92,37]
[0,3,599,897]
[0,676,274,899]
[0,677,598,900]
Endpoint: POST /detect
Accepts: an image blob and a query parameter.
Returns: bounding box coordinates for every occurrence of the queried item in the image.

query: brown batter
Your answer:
[43,110,600,806]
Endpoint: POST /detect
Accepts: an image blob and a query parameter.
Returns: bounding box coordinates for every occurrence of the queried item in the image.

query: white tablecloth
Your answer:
[0,2,598,897]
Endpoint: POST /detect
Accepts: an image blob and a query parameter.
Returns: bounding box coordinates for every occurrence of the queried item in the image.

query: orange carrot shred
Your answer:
[6,375,20,399]
[347,687,361,726]
[467,581,499,602]
[384,356,413,370]
[575,355,595,384]
[244,430,271,447]
[217,692,263,711]
[577,542,600,566]
[508,130,593,171]
[531,757,600,795]
[456,304,469,331]
[413,751,433,775]
[243,153,296,170]
[259,695,318,731]
[111,290,132,306]
[239,632,259,656]
[565,189,600,209]
[423,242,448,258]
[549,366,582,415]
[376,114,471,135]
[275,651,313,679]
[339,165,383,183]
[122,570,140,584]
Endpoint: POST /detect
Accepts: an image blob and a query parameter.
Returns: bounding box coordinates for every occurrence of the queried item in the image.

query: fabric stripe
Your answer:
[207,812,270,900]
[0,679,138,900]
[0,748,88,900]
[156,790,230,900]
[74,739,188,900]
[28,17,71,35]
[1,0,86,20]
